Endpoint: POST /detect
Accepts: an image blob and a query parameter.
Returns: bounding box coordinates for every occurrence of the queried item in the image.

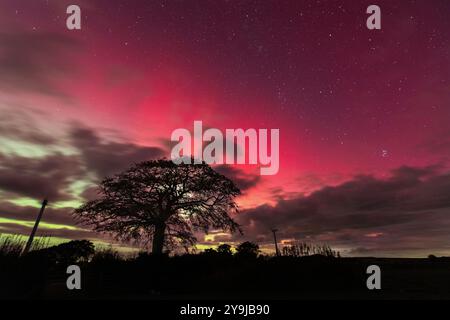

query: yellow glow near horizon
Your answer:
[0,217,81,231]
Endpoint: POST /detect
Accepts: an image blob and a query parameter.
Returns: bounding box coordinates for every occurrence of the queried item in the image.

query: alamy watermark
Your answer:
[170,121,279,175]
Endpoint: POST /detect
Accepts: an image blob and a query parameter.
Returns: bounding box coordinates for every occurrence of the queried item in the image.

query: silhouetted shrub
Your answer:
[201,248,218,256]
[236,241,259,258]
[217,244,233,256]
[91,247,122,264]
[27,240,95,265]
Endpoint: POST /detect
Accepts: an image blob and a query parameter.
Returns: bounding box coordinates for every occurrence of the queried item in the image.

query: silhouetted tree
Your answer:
[74,159,241,254]
[236,241,259,258]
[217,243,233,256]
[202,248,217,256]
[29,240,95,264]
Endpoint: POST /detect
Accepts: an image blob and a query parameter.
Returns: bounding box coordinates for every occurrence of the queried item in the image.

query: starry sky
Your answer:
[0,0,449,257]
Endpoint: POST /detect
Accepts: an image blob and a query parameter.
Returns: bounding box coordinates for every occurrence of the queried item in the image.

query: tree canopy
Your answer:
[74,159,241,254]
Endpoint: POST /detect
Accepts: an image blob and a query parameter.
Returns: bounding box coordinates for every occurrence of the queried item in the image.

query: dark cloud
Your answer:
[0,108,56,145]
[0,153,83,201]
[0,222,96,241]
[79,186,101,202]
[0,201,77,227]
[417,130,450,161]
[235,165,450,253]
[0,201,119,243]
[0,118,168,205]
[214,165,261,191]
[69,124,166,179]
[0,31,80,98]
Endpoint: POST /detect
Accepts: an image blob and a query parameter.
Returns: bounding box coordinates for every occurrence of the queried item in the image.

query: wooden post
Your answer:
[271,228,280,256]
[22,199,48,255]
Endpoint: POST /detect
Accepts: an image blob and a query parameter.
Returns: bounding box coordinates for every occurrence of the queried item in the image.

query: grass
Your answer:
[0,234,51,257]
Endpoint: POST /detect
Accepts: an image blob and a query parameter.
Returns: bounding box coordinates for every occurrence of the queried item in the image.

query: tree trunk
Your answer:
[152,223,166,255]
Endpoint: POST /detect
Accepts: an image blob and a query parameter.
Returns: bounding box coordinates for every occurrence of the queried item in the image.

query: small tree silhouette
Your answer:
[236,241,259,258]
[217,244,233,256]
[74,159,241,254]
[29,240,95,264]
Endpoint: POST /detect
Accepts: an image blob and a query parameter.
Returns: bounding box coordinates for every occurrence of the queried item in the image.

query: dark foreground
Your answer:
[1,253,450,300]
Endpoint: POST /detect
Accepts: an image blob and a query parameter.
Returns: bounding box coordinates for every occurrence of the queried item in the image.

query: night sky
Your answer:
[0,0,449,257]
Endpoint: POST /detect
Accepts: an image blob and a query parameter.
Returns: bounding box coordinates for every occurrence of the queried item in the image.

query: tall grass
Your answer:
[282,242,340,258]
[0,234,51,257]
[0,235,24,257]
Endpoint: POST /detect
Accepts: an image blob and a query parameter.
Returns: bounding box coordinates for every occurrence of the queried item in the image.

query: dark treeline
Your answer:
[0,239,353,299]
[2,239,450,299]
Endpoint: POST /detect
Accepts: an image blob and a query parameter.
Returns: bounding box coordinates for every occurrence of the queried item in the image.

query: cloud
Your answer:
[0,201,107,242]
[234,165,450,254]
[214,165,261,191]
[0,152,83,201]
[0,201,76,227]
[0,108,56,145]
[69,124,167,179]
[0,221,95,241]
[79,186,101,202]
[417,130,450,163]
[0,31,80,98]
[0,115,168,204]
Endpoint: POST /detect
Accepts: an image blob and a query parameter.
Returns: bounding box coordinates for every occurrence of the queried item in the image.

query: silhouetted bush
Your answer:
[235,241,259,258]
[27,240,95,265]
[217,244,233,256]
[91,247,122,264]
